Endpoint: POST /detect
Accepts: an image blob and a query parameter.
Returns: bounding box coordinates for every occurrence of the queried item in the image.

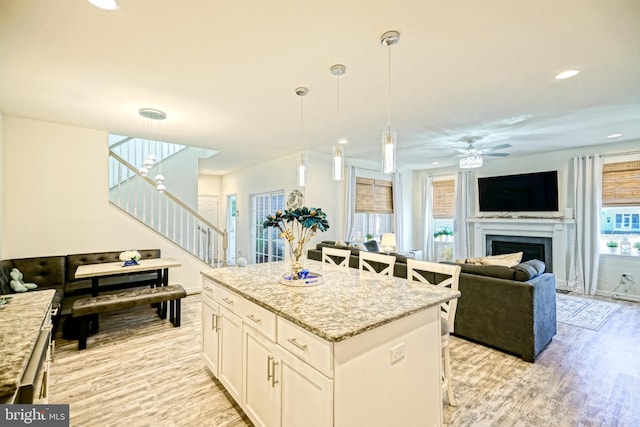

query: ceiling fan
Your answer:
[455,136,511,168]
[455,136,512,158]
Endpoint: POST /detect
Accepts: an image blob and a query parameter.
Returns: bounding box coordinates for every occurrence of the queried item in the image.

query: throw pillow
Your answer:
[478,252,523,267]
[363,240,380,252]
[513,259,546,281]
[335,239,348,247]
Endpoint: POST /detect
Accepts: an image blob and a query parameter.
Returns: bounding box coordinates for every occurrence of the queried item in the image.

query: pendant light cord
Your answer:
[387,44,392,133]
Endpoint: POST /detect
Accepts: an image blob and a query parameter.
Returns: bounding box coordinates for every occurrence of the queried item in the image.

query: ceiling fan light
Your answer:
[459,155,483,169]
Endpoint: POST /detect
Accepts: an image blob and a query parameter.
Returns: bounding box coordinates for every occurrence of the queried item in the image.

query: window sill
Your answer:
[599,251,640,259]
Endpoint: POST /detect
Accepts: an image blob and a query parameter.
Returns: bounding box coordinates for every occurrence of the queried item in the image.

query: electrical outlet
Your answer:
[390,342,405,364]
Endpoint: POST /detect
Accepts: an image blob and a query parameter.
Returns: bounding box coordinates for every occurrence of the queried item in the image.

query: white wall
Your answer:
[2,116,207,293]
[0,112,4,260]
[220,151,344,262]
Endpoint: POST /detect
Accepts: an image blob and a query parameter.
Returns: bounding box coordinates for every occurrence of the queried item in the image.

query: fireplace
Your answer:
[486,234,552,272]
[468,217,575,289]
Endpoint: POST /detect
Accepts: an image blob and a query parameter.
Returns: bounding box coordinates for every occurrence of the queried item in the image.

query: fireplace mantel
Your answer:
[467,217,575,288]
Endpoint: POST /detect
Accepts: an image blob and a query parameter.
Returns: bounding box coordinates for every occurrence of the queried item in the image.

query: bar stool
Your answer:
[321,247,351,267]
[359,251,396,276]
[407,259,461,406]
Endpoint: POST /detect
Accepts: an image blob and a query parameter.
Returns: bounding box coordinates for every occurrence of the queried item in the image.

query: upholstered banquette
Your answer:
[0,249,161,331]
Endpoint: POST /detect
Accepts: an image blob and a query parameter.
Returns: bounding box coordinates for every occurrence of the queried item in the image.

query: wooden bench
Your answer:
[71,284,186,350]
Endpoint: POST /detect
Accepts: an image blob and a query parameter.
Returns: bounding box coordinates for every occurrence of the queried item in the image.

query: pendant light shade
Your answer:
[382,130,397,174]
[381,30,400,174]
[297,153,306,187]
[332,146,344,181]
[295,87,308,187]
[331,64,347,181]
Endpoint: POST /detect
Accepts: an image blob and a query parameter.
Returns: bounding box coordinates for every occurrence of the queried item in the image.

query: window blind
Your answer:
[355,177,393,213]
[602,161,640,206]
[432,179,455,218]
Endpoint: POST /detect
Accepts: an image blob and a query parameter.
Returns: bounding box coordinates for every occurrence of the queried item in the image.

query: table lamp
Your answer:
[380,233,397,253]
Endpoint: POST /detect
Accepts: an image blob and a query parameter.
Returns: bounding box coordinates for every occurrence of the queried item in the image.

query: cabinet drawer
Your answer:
[202,278,215,299]
[277,317,333,378]
[213,283,242,314]
[237,298,277,341]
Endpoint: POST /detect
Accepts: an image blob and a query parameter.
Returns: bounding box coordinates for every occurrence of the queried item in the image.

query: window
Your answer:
[353,177,393,240]
[600,160,640,254]
[432,178,455,261]
[253,191,285,263]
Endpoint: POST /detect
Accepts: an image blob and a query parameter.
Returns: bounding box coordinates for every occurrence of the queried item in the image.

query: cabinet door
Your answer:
[276,345,333,427]
[243,327,279,427]
[202,296,220,375]
[219,305,243,403]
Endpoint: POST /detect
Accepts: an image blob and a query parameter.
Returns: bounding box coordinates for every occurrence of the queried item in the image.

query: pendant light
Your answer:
[330,64,347,181]
[138,108,167,191]
[381,30,400,174]
[295,87,308,187]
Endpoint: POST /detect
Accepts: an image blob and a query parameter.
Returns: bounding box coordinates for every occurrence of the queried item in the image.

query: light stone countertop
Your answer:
[0,289,55,402]
[201,260,459,342]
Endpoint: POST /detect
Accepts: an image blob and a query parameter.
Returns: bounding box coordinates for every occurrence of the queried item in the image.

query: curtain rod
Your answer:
[602,150,640,158]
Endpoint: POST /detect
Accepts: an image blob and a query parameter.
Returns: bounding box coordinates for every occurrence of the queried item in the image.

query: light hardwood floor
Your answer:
[49,294,640,426]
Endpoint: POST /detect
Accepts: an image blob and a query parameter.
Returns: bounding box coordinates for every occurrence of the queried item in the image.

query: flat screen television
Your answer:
[478,170,559,212]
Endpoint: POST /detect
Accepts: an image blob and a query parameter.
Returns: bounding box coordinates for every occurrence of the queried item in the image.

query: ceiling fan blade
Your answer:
[483,143,512,152]
[484,152,510,157]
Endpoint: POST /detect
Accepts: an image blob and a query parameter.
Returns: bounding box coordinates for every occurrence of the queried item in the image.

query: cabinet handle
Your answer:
[204,286,212,291]
[215,314,221,332]
[246,314,261,323]
[287,338,308,351]
[271,360,279,387]
[267,355,273,382]
[211,313,216,331]
[222,297,234,305]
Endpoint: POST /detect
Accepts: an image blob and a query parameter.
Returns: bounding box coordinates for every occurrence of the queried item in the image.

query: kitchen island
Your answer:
[201,260,459,427]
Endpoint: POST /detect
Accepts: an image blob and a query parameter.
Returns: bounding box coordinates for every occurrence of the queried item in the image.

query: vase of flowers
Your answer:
[263,207,329,280]
[119,250,142,266]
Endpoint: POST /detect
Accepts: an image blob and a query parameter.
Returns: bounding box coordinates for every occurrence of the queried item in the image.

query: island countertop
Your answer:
[201,260,459,342]
[0,289,55,402]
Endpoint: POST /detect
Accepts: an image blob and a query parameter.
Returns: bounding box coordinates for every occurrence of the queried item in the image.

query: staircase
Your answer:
[108,137,227,267]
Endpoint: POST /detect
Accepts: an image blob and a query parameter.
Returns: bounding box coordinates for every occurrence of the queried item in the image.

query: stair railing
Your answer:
[109,150,227,267]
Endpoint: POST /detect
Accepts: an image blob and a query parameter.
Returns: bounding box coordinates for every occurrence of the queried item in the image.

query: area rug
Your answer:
[556,293,620,331]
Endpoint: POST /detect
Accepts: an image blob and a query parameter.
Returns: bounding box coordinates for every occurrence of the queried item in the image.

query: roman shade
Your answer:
[602,160,640,206]
[355,177,393,213]
[432,179,455,219]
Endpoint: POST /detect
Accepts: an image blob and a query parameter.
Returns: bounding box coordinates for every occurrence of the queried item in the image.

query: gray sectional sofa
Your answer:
[307,241,556,361]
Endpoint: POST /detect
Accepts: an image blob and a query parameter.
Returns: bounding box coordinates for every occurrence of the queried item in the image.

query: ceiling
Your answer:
[1,0,639,174]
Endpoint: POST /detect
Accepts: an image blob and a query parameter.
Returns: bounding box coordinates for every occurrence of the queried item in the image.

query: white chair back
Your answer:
[359,251,396,276]
[407,259,461,333]
[322,247,351,267]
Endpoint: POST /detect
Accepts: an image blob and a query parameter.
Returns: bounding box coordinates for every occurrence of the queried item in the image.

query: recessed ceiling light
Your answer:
[607,133,623,139]
[432,161,439,165]
[554,69,580,80]
[88,0,119,11]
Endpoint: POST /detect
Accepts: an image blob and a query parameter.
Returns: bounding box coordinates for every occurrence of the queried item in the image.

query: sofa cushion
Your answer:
[390,252,410,264]
[478,252,523,267]
[513,259,546,282]
[363,240,379,252]
[457,263,516,280]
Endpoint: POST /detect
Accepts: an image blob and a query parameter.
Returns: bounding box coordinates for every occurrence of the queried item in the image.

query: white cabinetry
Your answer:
[201,275,442,427]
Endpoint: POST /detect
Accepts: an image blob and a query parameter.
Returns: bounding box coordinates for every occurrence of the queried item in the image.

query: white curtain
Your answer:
[393,172,404,250]
[453,170,472,261]
[344,165,357,241]
[570,155,602,295]
[423,175,435,261]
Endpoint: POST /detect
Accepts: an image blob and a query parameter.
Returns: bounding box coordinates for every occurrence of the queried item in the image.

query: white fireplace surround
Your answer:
[468,217,575,289]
